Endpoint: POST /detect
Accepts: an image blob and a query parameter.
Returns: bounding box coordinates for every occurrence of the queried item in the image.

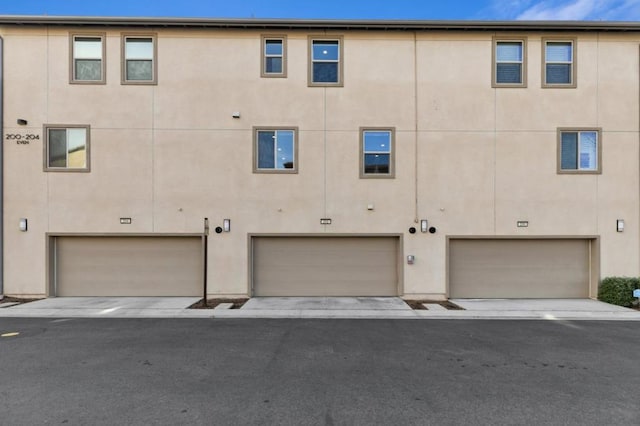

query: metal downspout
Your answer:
[0,36,4,299]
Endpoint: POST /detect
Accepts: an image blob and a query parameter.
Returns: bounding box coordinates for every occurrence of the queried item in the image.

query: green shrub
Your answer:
[598,277,639,307]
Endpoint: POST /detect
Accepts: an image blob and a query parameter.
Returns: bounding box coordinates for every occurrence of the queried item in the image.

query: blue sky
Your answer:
[1,0,640,20]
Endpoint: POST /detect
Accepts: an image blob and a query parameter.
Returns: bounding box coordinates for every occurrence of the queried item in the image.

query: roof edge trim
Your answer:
[0,16,639,31]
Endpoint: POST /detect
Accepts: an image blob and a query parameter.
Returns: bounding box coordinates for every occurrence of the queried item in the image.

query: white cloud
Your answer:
[600,0,640,20]
[485,0,640,20]
[517,0,599,20]
[496,0,536,16]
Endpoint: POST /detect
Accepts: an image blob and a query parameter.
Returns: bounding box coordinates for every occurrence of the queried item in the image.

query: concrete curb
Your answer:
[210,309,640,320]
[1,297,638,320]
[1,308,639,320]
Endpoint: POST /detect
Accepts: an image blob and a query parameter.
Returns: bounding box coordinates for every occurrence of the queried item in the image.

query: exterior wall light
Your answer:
[223,219,231,232]
[17,119,28,125]
[420,220,428,233]
[19,218,28,232]
[617,219,624,232]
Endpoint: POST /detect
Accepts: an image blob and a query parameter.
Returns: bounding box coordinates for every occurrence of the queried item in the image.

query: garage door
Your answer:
[252,237,399,296]
[449,239,591,298]
[54,236,203,296]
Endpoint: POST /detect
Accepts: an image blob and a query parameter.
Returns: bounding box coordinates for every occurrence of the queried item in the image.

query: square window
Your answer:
[254,128,298,173]
[493,38,526,87]
[262,36,287,77]
[122,34,157,84]
[70,34,105,84]
[44,125,90,172]
[360,128,395,178]
[308,36,343,86]
[558,129,600,174]
[543,39,576,87]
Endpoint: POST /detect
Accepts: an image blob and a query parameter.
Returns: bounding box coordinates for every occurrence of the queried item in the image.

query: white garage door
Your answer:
[252,237,399,296]
[54,236,203,296]
[449,239,591,298]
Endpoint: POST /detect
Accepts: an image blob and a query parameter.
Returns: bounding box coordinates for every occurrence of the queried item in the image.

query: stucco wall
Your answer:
[1,26,638,297]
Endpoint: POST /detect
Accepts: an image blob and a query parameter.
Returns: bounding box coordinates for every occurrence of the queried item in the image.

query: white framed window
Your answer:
[261,35,287,77]
[44,125,90,172]
[360,128,395,178]
[253,127,298,173]
[70,34,105,84]
[122,34,157,84]
[308,36,343,86]
[543,39,576,87]
[558,128,600,174]
[493,38,526,87]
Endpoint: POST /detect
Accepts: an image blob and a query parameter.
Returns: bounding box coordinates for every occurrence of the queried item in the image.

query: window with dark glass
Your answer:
[254,128,297,173]
[123,35,156,84]
[558,129,600,173]
[262,36,286,77]
[493,39,526,87]
[544,40,575,87]
[361,129,394,178]
[71,35,105,83]
[309,36,343,86]
[45,125,90,171]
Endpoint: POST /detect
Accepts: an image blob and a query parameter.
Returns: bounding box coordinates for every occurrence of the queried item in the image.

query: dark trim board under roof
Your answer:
[0,15,639,32]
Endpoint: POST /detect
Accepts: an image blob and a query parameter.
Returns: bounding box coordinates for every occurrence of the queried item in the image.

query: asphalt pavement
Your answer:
[1,318,638,425]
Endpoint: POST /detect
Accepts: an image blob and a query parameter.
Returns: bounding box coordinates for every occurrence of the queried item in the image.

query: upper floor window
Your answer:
[308,36,343,86]
[254,127,298,173]
[360,128,395,178]
[44,125,90,172]
[543,39,576,88]
[261,35,287,77]
[493,38,526,87]
[558,128,600,174]
[70,34,105,84]
[122,34,157,84]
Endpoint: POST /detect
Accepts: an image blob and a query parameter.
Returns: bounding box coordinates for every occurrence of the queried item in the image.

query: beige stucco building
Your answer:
[0,16,638,300]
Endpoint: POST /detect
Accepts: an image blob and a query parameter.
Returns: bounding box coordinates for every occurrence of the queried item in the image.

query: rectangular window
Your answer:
[543,39,576,87]
[308,36,343,86]
[558,129,600,174]
[254,128,298,173]
[70,34,105,84]
[261,35,287,77]
[493,38,526,87]
[360,128,395,178]
[44,125,90,172]
[122,34,157,84]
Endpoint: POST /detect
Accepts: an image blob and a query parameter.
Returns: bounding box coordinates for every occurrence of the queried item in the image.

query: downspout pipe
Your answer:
[0,36,4,299]
[203,218,209,307]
